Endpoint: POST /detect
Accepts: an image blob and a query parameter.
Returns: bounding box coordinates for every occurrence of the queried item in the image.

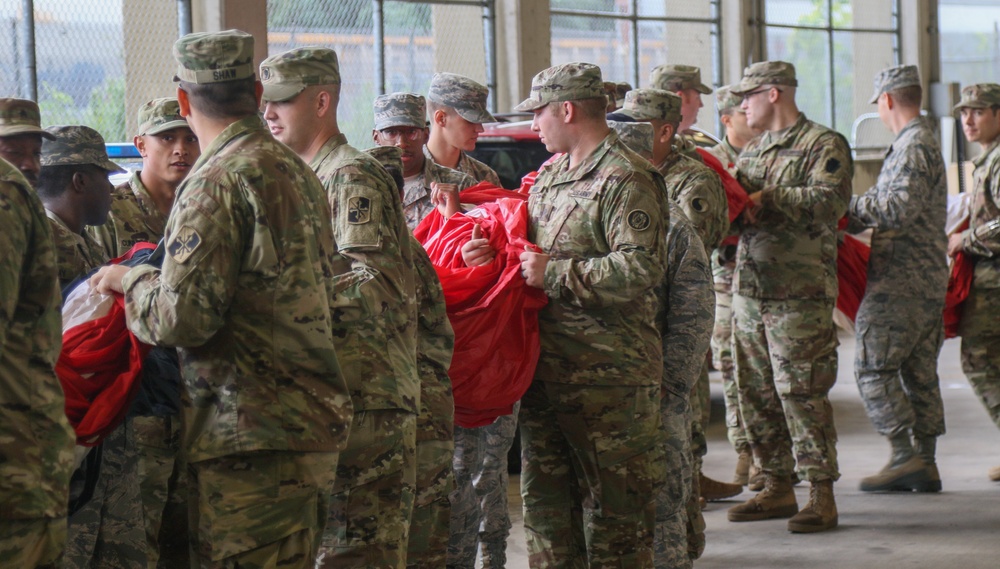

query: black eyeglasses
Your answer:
[742,87,782,102]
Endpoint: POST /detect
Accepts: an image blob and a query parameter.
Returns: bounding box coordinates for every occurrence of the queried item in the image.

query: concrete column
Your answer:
[901,0,940,89]
[432,3,487,87]
[122,1,179,137]
[191,0,268,67]
[721,0,758,84]
[494,0,550,113]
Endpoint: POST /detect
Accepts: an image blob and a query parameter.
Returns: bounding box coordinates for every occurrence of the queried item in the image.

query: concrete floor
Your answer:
[502,331,1000,568]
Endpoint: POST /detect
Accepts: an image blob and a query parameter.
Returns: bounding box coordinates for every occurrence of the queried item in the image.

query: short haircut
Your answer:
[36,164,91,199]
[888,85,922,108]
[179,76,258,120]
[426,100,454,116]
[571,97,610,120]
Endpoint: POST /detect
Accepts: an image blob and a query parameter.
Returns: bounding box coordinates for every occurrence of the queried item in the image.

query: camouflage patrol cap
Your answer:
[614,82,632,107]
[869,65,920,104]
[137,98,187,136]
[427,72,496,124]
[374,93,427,130]
[731,61,798,95]
[608,120,654,159]
[716,85,743,114]
[0,98,55,140]
[364,145,404,173]
[172,29,254,84]
[621,88,682,123]
[649,64,712,95]
[514,62,605,112]
[259,47,341,103]
[953,83,1000,112]
[41,125,124,172]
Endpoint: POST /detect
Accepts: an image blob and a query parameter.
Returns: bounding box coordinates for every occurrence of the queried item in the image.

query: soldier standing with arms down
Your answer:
[950,83,1000,482]
[727,61,853,533]
[0,99,76,569]
[91,30,353,568]
[511,62,668,568]
[258,46,420,569]
[847,65,948,493]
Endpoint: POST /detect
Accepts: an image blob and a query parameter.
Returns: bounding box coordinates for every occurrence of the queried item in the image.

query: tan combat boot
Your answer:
[915,436,942,492]
[787,479,837,533]
[727,474,797,521]
[701,473,744,501]
[747,463,765,491]
[859,456,929,492]
[733,449,752,486]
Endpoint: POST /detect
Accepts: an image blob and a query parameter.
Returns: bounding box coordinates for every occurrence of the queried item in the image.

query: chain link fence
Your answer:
[763,0,900,139]
[267,0,494,149]
[550,0,722,136]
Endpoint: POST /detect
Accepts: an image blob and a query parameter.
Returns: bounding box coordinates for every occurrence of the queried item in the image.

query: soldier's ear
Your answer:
[177,88,191,118]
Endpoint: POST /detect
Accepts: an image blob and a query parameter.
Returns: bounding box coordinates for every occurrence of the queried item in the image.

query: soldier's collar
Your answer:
[309,132,349,170]
[973,138,1000,168]
[190,115,265,173]
[561,131,617,183]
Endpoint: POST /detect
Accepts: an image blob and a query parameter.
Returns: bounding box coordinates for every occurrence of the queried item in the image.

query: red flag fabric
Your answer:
[414,183,547,428]
[696,148,750,223]
[58,242,156,446]
[944,220,973,338]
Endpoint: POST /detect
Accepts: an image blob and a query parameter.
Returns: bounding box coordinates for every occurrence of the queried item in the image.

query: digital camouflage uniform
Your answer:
[425,71,515,569]
[0,155,76,569]
[733,82,853,484]
[407,145,476,229]
[87,98,192,569]
[514,62,668,569]
[847,66,948,448]
[655,205,714,569]
[954,84,1000,431]
[121,31,353,569]
[706,86,750,461]
[40,124,147,569]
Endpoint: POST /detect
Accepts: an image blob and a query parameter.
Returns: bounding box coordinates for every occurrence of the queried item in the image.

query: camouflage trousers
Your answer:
[448,403,519,569]
[319,409,416,569]
[519,380,664,569]
[0,517,66,569]
[408,437,454,569]
[959,284,1000,429]
[133,414,189,569]
[66,418,146,569]
[855,294,946,438]
[654,383,695,569]
[711,285,749,453]
[732,295,840,482]
[689,365,710,469]
[188,450,339,569]
[684,366,707,562]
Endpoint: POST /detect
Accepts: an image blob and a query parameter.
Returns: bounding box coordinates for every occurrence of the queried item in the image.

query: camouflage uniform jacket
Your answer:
[706,137,740,174]
[734,113,853,300]
[656,149,729,250]
[402,146,476,229]
[89,171,168,259]
[961,138,1000,288]
[528,131,667,387]
[847,116,948,299]
[0,160,75,520]
[121,116,352,463]
[312,133,419,413]
[455,151,501,186]
[411,236,455,442]
[45,208,108,288]
[659,204,714,395]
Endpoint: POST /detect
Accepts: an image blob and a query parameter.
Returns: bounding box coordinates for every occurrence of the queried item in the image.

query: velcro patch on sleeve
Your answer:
[167,226,202,264]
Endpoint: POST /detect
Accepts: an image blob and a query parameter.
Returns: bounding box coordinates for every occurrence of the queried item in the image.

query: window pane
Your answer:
[551,0,624,15]
[551,14,635,86]
[768,26,832,128]
[939,0,1000,87]
[833,31,895,138]
[766,0,829,28]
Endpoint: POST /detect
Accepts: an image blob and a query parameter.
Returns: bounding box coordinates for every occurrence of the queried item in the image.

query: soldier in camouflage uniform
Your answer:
[92,30,353,569]
[511,62,668,568]
[621,88,738,508]
[371,93,476,229]
[87,98,199,569]
[707,85,761,487]
[0,99,76,569]
[950,83,1000,482]
[727,61,853,533]
[610,118,713,569]
[259,46,420,569]
[847,65,948,493]
[424,71,520,569]
[39,126,146,569]
[37,125,118,288]
[649,64,712,161]
[366,144,459,569]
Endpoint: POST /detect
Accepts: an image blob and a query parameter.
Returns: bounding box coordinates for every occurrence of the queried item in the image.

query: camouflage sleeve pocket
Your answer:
[337,185,384,251]
[607,184,661,251]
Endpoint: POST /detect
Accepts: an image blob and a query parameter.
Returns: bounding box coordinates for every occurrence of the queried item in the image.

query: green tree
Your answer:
[38,77,126,142]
